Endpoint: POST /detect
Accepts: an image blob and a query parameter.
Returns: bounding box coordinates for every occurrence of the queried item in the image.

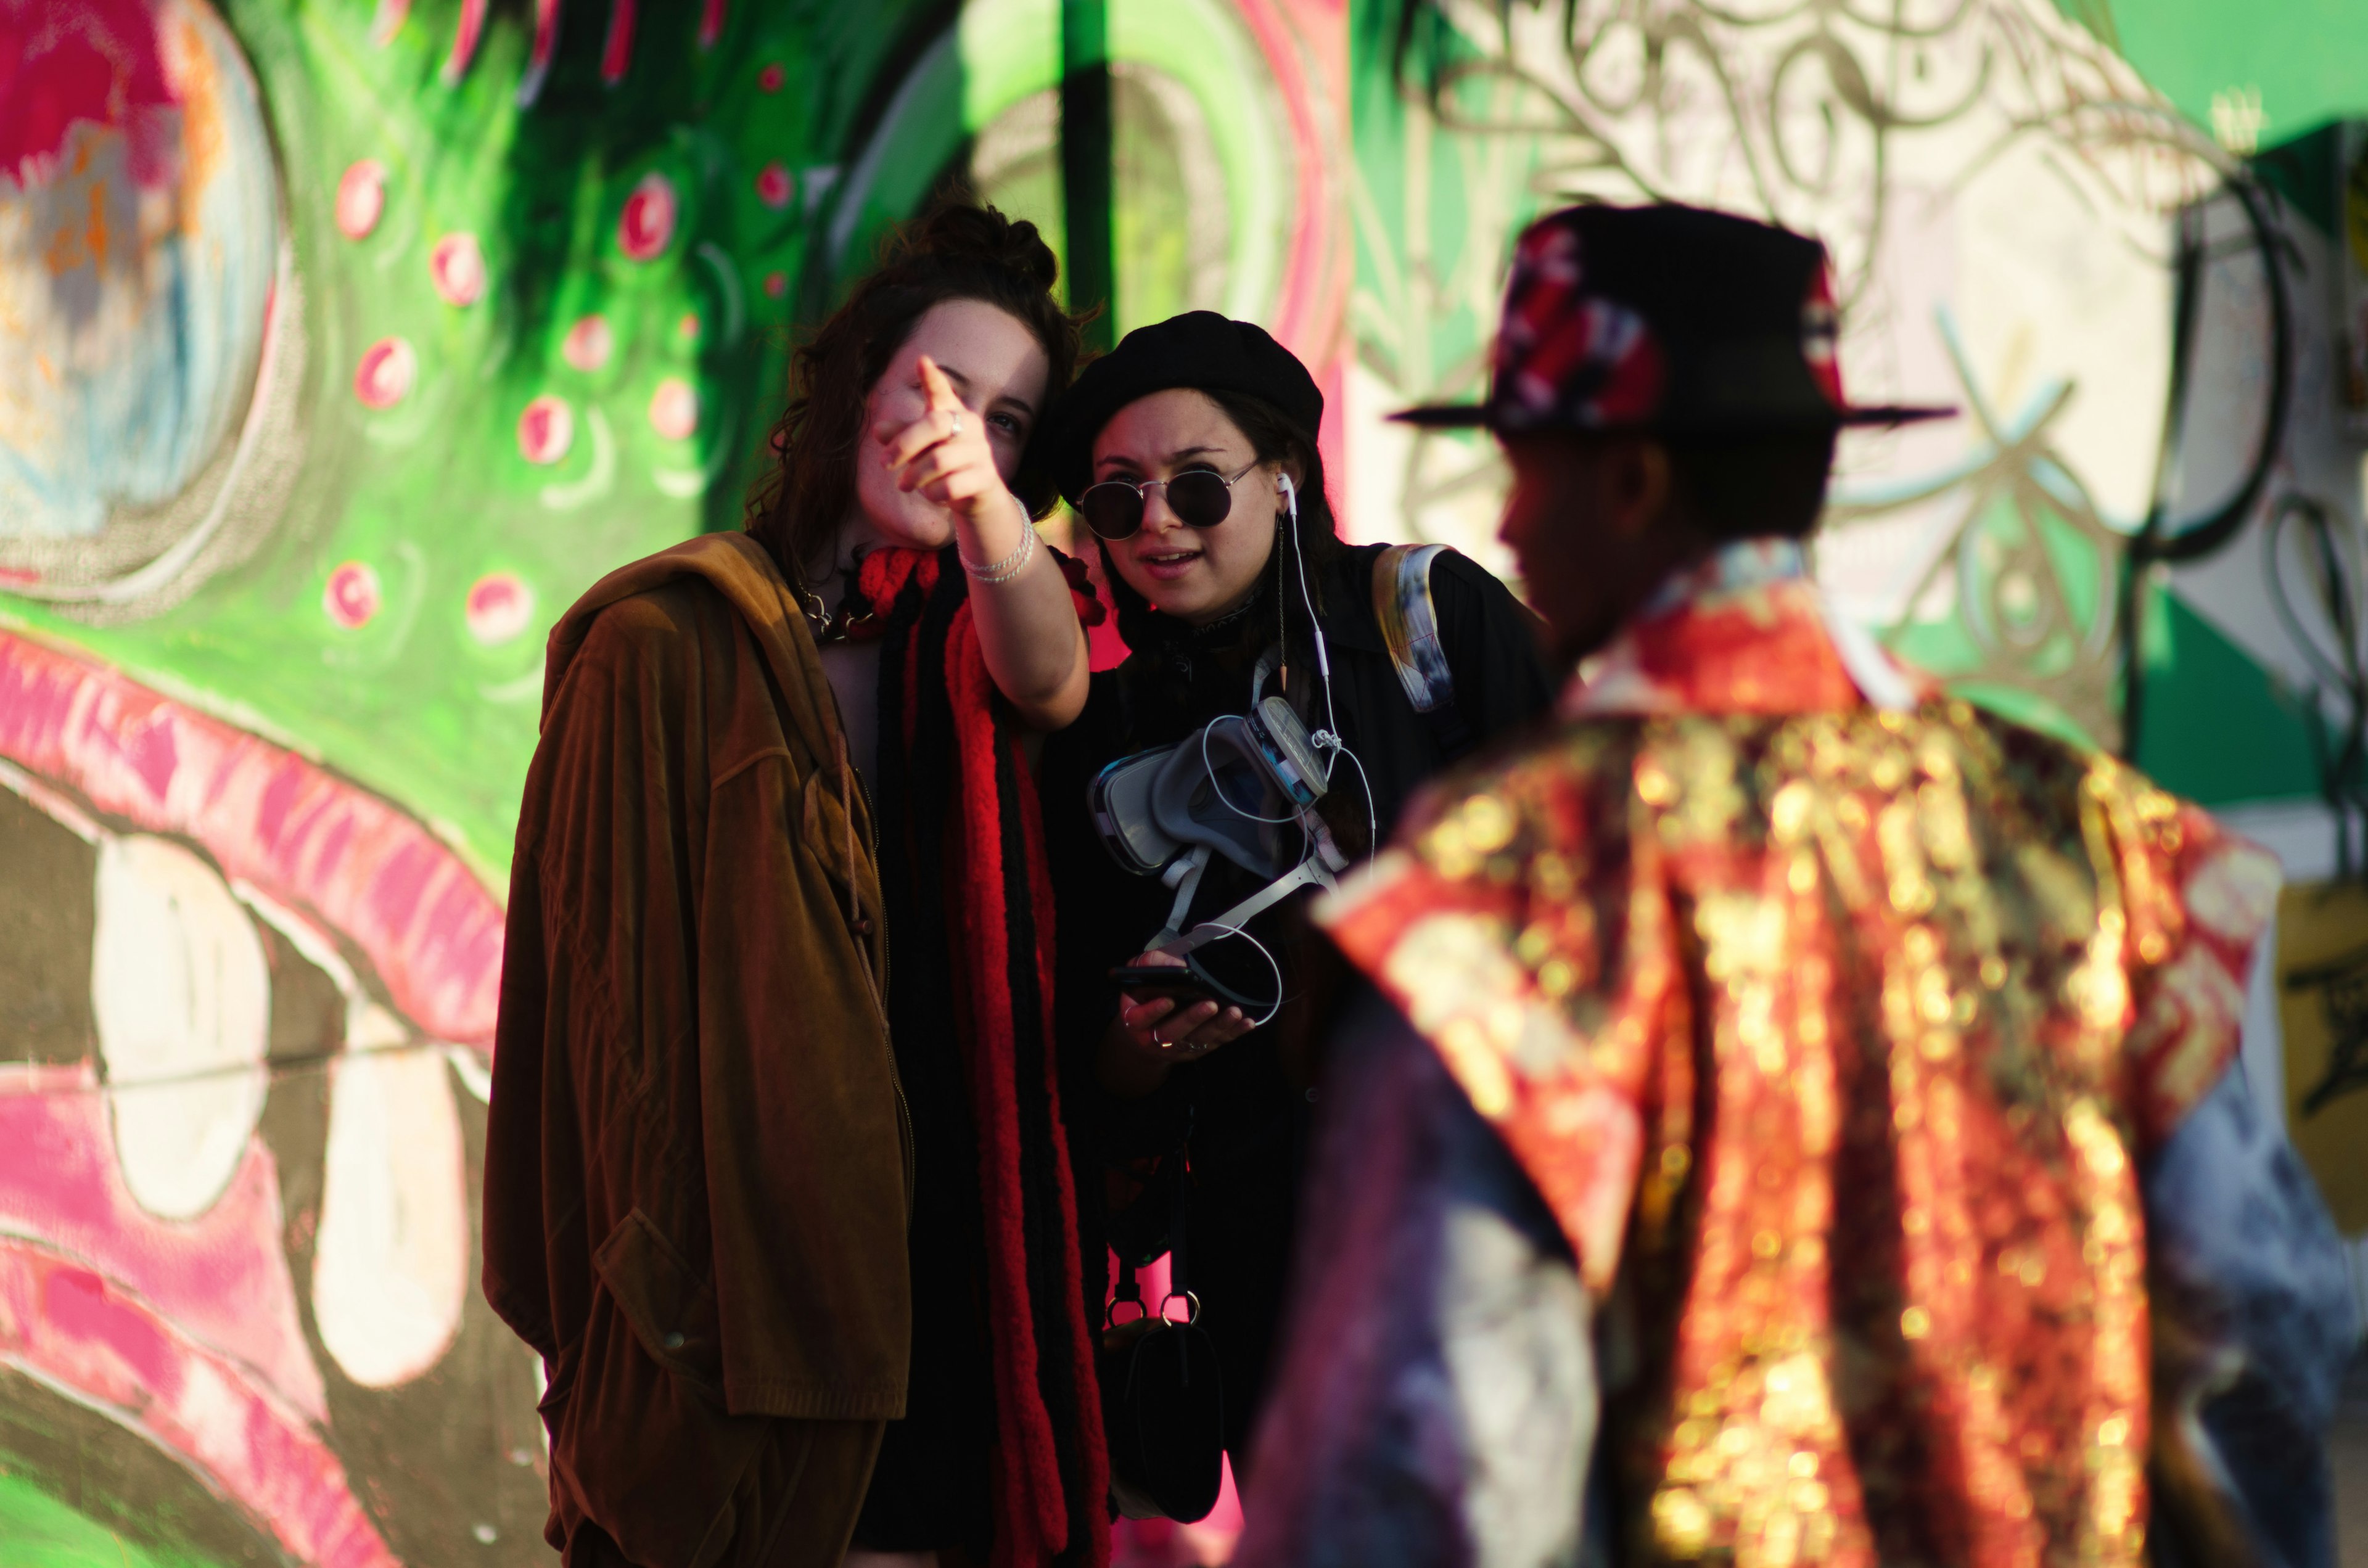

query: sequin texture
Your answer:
[1318,546,2277,1567]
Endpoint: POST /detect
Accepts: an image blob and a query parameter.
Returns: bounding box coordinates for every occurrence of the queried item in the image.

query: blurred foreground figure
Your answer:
[1234,206,2361,1568]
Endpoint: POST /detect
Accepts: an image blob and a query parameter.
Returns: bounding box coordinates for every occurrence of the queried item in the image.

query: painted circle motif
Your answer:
[464,573,534,644]
[562,314,614,371]
[324,562,382,628]
[428,233,485,306]
[618,173,677,261]
[763,271,787,298]
[353,337,417,409]
[648,379,698,441]
[0,0,278,541]
[516,396,575,465]
[678,311,701,341]
[756,162,793,208]
[336,160,387,239]
[758,62,785,92]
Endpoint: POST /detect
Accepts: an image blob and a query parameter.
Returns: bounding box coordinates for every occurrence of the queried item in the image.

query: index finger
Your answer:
[915,355,961,415]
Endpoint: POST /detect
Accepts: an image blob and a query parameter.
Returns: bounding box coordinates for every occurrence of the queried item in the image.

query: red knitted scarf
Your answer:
[856,546,1109,1568]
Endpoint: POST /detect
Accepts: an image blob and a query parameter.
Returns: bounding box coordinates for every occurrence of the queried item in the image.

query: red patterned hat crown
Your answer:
[1396,203,1951,435]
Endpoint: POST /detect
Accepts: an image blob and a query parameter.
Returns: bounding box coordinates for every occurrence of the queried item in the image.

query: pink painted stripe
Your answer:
[0,632,504,1048]
[0,1065,326,1423]
[517,0,565,107]
[1230,0,1338,359]
[601,0,638,84]
[368,0,410,46]
[0,1236,400,1568]
[699,0,726,49]
[440,0,488,84]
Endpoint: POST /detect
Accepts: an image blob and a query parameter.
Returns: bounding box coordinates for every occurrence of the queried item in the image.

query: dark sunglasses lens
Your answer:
[1080,482,1146,540]
[1167,469,1235,528]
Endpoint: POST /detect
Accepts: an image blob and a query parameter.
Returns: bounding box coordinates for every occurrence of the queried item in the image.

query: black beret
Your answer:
[1040,311,1323,505]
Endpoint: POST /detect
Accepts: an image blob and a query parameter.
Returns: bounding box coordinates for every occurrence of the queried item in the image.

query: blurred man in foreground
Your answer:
[1233,205,2361,1568]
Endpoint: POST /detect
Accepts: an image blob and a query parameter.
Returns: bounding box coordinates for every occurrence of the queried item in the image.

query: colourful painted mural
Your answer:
[0,0,2359,1565]
[0,1,1350,1562]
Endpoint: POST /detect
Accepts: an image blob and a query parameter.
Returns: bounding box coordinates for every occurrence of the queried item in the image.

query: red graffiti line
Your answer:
[0,631,504,1049]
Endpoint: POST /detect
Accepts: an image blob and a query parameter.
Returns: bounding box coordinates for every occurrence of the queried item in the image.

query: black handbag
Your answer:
[1098,1152,1225,1522]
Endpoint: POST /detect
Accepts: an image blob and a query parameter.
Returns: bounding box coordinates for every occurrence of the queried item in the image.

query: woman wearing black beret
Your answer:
[1037,311,1554,1483]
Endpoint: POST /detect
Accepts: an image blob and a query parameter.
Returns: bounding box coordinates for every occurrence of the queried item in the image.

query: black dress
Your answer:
[1042,541,1554,1470]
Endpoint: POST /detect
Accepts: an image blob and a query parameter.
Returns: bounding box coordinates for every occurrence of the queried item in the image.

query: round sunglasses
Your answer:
[1077,461,1263,541]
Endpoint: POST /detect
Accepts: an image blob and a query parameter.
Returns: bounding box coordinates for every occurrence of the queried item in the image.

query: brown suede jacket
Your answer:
[483,532,913,1567]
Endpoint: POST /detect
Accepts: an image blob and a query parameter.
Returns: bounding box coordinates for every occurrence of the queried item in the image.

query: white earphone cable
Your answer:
[1185,919,1286,1030]
[1201,715,1305,825]
[1278,472,1374,845]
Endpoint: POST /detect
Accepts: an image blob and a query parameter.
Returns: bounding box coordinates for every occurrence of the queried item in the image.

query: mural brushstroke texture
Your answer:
[0,0,2354,1564]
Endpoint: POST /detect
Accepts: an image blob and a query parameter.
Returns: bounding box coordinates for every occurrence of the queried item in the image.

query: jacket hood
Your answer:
[542,530,843,760]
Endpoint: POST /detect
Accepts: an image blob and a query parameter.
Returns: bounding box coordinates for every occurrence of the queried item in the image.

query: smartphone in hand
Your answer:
[1109,963,1218,1006]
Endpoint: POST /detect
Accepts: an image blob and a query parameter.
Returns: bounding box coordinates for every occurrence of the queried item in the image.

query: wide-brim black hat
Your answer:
[1041,311,1323,504]
[1396,203,1952,435]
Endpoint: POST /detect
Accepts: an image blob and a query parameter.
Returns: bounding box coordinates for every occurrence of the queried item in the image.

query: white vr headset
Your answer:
[1089,687,1349,963]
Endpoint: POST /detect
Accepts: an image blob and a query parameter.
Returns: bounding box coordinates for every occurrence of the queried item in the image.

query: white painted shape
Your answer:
[1948,136,2177,528]
[229,876,360,997]
[1342,360,1519,577]
[444,1043,493,1104]
[91,835,270,1220]
[312,1006,469,1388]
[1820,190,1975,623]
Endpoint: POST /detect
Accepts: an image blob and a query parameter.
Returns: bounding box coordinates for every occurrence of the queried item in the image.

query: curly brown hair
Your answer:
[744,203,1087,593]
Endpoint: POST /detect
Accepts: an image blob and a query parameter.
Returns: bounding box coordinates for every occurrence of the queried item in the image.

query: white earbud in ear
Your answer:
[1278,472,1298,524]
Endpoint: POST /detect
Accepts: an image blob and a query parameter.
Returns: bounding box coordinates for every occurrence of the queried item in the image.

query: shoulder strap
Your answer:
[1372,543,1476,759]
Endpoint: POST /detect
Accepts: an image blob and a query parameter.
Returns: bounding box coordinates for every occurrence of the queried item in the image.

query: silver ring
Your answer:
[947,411,963,437]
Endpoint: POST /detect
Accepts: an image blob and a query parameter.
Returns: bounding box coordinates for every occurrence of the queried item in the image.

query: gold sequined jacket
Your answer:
[1295,540,2288,1567]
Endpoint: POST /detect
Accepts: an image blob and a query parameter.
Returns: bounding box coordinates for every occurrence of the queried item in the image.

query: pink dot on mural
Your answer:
[517,395,575,465]
[618,172,677,261]
[325,562,382,628]
[757,62,784,92]
[755,162,792,208]
[465,573,535,644]
[336,160,387,239]
[562,314,613,372]
[763,271,787,298]
[429,232,486,306]
[649,377,698,440]
[353,337,416,409]
[678,311,700,341]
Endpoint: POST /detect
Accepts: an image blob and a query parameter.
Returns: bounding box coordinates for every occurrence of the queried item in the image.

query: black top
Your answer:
[1043,540,1553,1449]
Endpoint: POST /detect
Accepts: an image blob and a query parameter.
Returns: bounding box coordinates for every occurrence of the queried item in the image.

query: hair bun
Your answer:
[902,202,1059,293]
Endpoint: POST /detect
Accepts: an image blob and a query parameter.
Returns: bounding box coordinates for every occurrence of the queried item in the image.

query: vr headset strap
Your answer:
[1154,845,1213,946]
[1150,853,1338,959]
